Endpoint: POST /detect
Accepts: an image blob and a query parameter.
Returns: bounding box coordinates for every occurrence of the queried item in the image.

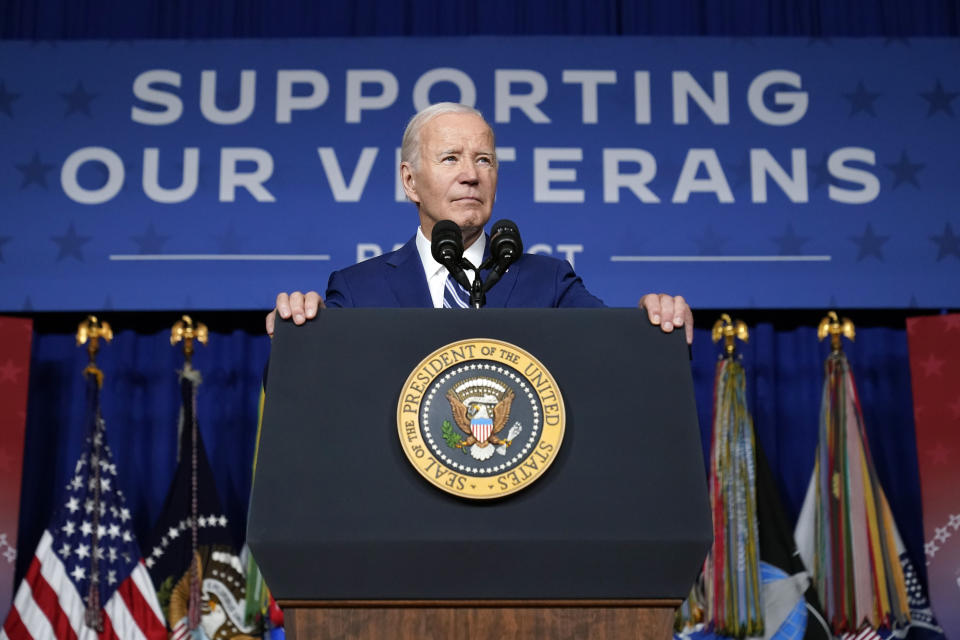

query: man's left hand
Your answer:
[640,294,694,345]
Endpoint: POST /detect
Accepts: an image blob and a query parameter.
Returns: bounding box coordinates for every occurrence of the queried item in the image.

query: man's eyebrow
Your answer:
[433,147,496,157]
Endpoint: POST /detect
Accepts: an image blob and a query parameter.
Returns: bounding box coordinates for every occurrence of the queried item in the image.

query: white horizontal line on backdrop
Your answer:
[109,254,331,261]
[610,255,832,262]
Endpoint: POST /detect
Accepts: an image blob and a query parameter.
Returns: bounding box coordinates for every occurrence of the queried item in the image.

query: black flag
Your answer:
[144,366,259,638]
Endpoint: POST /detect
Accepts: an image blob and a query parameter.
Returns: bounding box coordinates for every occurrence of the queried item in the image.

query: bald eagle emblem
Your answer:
[446,377,522,460]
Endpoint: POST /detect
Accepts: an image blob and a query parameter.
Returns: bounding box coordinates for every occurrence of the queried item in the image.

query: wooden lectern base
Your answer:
[280,600,680,640]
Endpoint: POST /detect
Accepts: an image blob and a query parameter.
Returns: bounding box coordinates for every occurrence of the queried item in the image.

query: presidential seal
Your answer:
[397,339,565,499]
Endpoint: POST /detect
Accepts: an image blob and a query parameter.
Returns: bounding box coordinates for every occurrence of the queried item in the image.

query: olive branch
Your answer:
[441,420,463,449]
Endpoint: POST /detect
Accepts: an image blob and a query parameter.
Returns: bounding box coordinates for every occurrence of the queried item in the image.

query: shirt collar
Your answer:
[416,226,487,277]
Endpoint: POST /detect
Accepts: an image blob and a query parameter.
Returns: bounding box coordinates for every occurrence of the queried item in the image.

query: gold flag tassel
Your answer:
[171,315,208,631]
[75,316,113,632]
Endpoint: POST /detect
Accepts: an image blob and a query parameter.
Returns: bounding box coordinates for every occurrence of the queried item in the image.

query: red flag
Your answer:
[906,312,960,637]
[0,317,32,613]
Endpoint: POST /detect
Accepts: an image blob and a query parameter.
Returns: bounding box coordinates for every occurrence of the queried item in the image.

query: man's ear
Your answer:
[400,162,420,204]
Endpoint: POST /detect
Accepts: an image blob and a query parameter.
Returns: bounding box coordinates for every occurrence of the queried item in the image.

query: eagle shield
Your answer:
[445,377,516,460]
[471,416,493,444]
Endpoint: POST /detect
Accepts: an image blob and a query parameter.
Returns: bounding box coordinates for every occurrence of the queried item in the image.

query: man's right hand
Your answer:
[266,291,325,336]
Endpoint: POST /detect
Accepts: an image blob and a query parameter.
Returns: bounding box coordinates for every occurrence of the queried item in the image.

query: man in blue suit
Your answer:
[267,102,692,342]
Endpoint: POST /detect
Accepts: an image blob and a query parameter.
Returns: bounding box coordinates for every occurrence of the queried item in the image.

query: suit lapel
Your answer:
[385,237,433,307]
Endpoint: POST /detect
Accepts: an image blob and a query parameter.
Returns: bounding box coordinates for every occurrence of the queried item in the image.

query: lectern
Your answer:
[248,309,710,639]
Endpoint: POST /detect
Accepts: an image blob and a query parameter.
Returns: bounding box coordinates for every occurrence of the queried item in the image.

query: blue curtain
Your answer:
[6,0,954,597]
[17,326,269,583]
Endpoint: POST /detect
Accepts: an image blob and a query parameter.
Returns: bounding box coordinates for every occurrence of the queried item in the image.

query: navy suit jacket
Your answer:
[325,236,604,308]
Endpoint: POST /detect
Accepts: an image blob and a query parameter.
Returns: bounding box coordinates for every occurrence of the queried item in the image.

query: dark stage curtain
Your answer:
[16,322,269,584]
[6,0,955,597]
[2,0,959,39]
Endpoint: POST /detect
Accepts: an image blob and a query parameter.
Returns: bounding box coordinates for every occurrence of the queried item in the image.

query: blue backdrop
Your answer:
[6,0,958,622]
[1,37,958,309]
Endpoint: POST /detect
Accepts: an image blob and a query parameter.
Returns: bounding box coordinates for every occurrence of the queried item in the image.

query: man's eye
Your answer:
[477,156,492,165]
[442,155,457,163]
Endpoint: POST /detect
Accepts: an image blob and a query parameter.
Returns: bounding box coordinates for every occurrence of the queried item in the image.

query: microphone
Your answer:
[431,220,464,267]
[490,219,522,266]
[483,219,523,293]
[430,220,472,292]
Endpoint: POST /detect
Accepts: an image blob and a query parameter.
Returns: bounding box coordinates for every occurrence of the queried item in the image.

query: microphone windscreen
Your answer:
[431,220,464,265]
[489,219,523,264]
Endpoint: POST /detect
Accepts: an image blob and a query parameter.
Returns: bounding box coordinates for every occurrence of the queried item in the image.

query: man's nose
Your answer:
[458,162,479,183]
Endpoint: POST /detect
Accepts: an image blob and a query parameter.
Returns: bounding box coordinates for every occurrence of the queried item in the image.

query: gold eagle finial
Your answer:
[171,315,208,366]
[76,315,113,387]
[817,311,855,353]
[711,313,749,357]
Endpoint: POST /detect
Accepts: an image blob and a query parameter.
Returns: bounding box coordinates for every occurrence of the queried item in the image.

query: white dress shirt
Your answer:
[415,227,487,308]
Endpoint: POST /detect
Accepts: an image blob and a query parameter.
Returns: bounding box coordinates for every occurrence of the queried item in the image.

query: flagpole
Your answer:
[170,315,208,632]
[75,315,114,632]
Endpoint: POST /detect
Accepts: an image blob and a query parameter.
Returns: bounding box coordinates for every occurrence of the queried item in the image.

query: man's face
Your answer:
[401,112,497,246]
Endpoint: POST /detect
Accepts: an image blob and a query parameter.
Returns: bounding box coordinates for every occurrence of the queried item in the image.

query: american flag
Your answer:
[1,377,166,640]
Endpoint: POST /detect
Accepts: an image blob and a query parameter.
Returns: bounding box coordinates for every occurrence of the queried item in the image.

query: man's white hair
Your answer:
[400,102,494,168]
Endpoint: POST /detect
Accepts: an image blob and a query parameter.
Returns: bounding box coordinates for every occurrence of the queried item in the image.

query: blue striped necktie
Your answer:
[442,273,470,308]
